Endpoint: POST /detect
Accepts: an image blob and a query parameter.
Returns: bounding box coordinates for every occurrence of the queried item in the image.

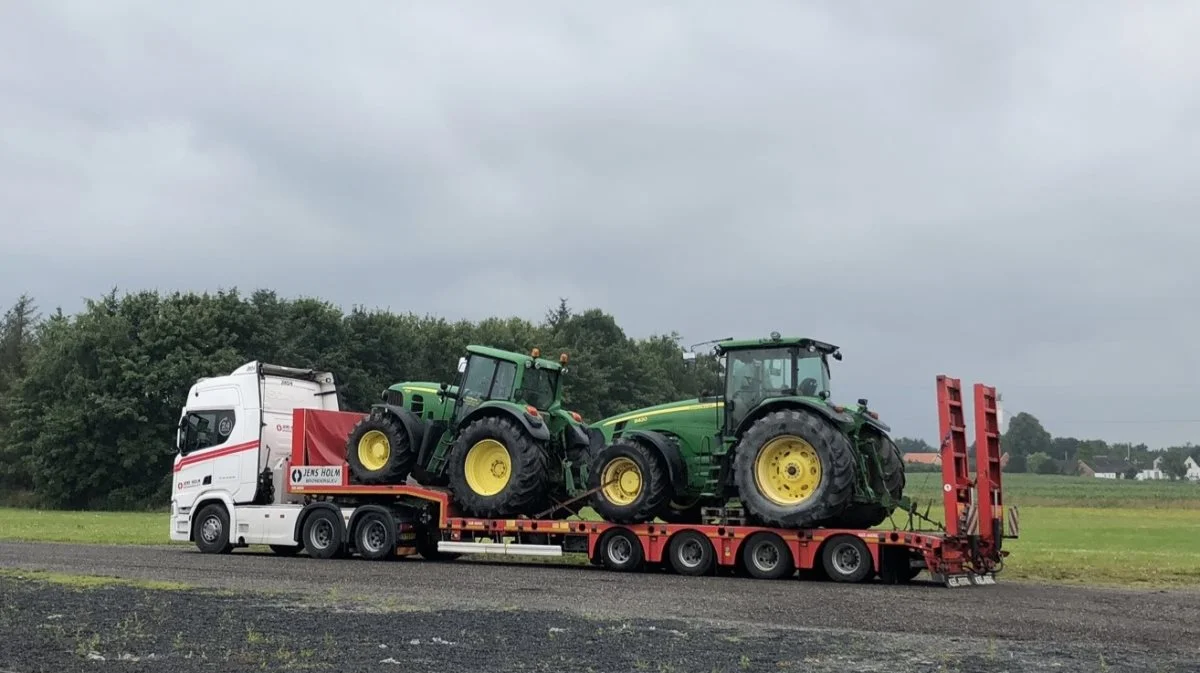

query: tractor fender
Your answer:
[623,430,688,492]
[734,399,854,438]
[378,404,427,446]
[566,423,591,451]
[861,415,892,434]
[293,501,346,544]
[462,404,551,442]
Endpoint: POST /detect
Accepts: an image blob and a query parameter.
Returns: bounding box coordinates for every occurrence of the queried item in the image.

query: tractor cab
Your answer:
[714,333,841,435]
[446,346,568,423]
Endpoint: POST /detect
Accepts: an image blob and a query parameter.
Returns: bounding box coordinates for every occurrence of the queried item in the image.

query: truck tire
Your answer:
[193,504,233,554]
[301,508,345,559]
[826,433,906,529]
[345,415,416,485]
[732,408,854,529]
[587,438,671,524]
[741,531,794,580]
[447,415,548,518]
[666,530,715,576]
[820,534,874,583]
[353,510,396,561]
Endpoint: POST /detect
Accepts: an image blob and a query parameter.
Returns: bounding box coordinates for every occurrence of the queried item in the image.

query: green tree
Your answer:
[895,437,935,454]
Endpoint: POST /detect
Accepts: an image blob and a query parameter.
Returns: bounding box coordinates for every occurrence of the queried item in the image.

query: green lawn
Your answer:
[2,474,1199,589]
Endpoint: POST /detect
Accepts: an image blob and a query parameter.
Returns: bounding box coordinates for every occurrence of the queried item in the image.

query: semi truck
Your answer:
[169,362,1016,586]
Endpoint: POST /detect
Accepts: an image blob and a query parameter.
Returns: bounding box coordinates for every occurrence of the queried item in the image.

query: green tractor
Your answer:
[344,345,594,519]
[586,333,904,530]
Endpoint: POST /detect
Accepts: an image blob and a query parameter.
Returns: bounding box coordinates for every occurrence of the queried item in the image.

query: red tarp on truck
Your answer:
[290,409,366,467]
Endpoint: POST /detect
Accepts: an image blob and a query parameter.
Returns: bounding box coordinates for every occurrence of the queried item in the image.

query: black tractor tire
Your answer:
[732,408,855,529]
[588,438,672,524]
[345,414,416,485]
[826,432,906,529]
[658,498,705,524]
[447,415,548,518]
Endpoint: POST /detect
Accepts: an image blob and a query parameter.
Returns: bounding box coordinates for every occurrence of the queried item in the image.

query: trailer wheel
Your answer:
[587,438,671,524]
[820,535,873,583]
[666,530,714,576]
[346,414,416,485]
[193,504,233,554]
[741,532,794,580]
[353,511,396,561]
[732,409,855,529]
[447,415,548,518]
[302,508,345,560]
[597,528,643,572]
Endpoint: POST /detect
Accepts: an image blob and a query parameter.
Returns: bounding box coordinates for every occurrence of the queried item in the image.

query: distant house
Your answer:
[1136,455,1166,481]
[1087,456,1134,479]
[1186,457,1200,481]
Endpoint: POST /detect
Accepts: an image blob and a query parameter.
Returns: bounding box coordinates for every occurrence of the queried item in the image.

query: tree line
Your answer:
[893,413,1200,479]
[0,290,725,510]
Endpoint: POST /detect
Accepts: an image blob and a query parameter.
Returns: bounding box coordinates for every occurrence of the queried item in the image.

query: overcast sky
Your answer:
[3,1,1199,449]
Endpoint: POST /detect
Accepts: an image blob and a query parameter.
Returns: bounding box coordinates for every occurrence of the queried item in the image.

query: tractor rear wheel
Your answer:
[588,438,671,524]
[732,409,855,529]
[826,432,906,529]
[447,415,548,518]
[345,414,416,485]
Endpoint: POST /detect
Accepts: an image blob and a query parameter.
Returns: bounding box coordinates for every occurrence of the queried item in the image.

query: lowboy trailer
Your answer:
[170,364,1016,587]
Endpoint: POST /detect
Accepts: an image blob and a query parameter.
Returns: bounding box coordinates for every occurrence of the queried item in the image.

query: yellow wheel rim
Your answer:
[357,430,391,471]
[753,435,822,505]
[464,439,511,496]
[601,456,643,506]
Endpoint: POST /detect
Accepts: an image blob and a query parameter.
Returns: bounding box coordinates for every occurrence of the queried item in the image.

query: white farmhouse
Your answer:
[1186,456,1200,482]
[1136,455,1166,481]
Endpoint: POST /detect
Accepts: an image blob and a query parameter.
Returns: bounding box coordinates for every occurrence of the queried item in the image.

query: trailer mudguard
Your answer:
[461,404,551,442]
[378,404,428,447]
[623,430,688,492]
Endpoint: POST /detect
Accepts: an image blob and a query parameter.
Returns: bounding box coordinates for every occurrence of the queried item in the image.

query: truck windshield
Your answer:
[519,367,559,410]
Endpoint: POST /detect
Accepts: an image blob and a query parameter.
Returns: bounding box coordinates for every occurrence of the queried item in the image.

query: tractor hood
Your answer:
[591,397,721,433]
[386,381,454,397]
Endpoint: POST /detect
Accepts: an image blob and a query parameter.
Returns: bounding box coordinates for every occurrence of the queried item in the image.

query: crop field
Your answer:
[2,473,1198,589]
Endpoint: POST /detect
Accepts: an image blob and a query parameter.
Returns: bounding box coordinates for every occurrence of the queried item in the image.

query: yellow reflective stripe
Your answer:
[403,386,441,394]
[600,402,724,427]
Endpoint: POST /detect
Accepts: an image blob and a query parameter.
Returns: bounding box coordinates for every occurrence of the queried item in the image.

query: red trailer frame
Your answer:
[284,375,1016,586]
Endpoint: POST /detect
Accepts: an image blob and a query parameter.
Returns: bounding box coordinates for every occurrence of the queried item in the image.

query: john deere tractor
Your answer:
[586,333,904,530]
[344,345,594,519]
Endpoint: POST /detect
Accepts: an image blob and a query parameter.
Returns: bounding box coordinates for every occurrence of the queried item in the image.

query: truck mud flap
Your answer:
[931,572,997,588]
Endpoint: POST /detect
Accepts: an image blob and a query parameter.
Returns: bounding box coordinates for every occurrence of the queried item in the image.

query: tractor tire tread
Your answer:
[588,437,672,524]
[447,415,548,519]
[345,414,416,485]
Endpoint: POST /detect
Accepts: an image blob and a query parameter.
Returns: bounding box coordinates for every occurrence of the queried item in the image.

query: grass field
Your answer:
[1,474,1198,588]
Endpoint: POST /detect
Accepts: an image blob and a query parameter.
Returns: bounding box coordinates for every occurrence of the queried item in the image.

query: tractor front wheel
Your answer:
[447,416,548,518]
[345,414,416,485]
[732,409,855,529]
[588,439,671,524]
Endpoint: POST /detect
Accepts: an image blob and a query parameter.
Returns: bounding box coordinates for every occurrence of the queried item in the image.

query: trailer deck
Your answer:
[274,375,1015,586]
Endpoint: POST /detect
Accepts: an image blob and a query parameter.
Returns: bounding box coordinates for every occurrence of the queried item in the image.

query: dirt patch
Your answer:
[0,576,1194,673]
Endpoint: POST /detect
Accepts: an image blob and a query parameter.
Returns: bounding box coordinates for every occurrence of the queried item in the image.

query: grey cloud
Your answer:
[3,1,1200,446]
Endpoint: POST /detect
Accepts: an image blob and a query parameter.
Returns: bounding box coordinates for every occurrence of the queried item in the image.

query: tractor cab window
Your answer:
[518,366,559,410]
[455,356,522,420]
[796,351,831,398]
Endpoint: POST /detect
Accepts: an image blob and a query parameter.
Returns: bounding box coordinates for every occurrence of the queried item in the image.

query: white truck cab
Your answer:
[169,361,339,552]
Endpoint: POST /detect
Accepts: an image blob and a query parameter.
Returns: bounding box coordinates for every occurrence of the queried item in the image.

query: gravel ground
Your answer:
[1,541,1199,672]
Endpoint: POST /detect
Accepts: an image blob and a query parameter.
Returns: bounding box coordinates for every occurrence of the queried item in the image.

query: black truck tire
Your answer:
[345,414,416,485]
[447,415,548,518]
[732,408,855,529]
[826,432,906,529]
[588,438,672,524]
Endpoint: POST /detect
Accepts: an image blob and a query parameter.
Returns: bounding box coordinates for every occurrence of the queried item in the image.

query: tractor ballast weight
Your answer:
[587,333,906,530]
[344,345,592,519]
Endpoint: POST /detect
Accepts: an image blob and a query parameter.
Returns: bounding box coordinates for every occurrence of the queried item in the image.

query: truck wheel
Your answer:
[732,409,854,529]
[302,508,345,559]
[741,532,794,580]
[193,504,233,554]
[447,415,548,518]
[821,534,873,583]
[667,530,715,576]
[353,511,396,561]
[346,414,416,485]
[826,432,906,529]
[587,439,671,524]
[597,528,643,572]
